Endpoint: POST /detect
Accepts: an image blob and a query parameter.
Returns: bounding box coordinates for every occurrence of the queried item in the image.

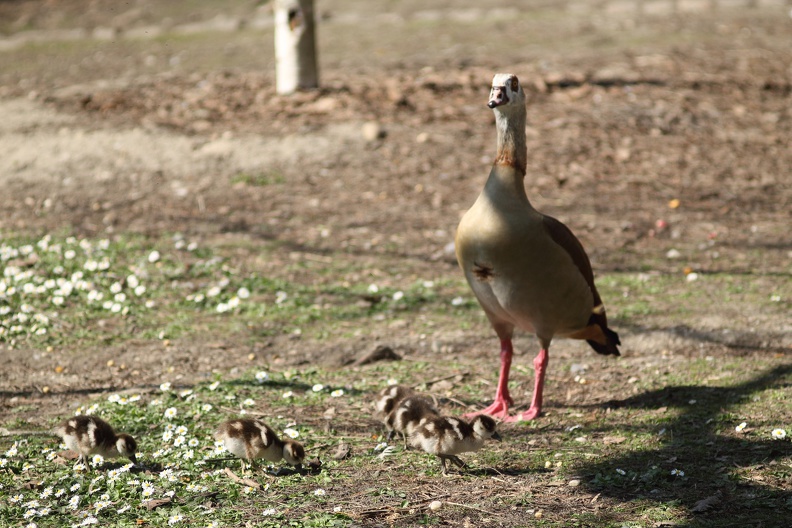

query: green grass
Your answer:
[0,232,479,348]
[1,232,790,526]
[2,357,789,527]
[3,232,788,351]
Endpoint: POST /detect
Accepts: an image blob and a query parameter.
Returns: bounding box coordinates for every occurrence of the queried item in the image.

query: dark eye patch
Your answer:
[511,77,519,92]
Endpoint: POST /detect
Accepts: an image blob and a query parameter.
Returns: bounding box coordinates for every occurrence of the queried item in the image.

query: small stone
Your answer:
[416,132,429,143]
[429,500,442,511]
[362,122,386,142]
[568,479,581,487]
[666,248,681,259]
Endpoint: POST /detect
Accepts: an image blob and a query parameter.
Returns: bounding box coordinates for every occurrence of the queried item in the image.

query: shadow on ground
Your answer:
[577,364,792,526]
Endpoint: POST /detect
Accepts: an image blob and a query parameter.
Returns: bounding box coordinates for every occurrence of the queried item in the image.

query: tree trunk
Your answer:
[274,0,319,94]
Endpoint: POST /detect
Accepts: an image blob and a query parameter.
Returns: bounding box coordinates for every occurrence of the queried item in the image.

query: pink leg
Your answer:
[465,339,515,420]
[520,347,549,420]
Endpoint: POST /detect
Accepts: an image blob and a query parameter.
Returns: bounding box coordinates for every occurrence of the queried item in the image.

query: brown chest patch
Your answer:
[472,262,495,282]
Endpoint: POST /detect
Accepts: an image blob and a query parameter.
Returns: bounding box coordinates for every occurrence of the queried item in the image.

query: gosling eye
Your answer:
[510,77,519,92]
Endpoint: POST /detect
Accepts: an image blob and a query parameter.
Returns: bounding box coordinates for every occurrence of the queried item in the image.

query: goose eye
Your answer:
[510,77,519,92]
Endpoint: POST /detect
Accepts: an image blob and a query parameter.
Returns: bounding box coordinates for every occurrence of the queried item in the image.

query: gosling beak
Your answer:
[488,86,509,108]
[492,431,503,442]
[129,454,138,464]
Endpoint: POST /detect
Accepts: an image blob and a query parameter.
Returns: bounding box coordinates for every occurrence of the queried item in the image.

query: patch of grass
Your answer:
[230,171,285,187]
[0,232,476,348]
[1,348,791,526]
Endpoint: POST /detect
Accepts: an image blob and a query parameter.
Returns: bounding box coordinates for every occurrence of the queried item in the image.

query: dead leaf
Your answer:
[602,436,627,444]
[352,345,401,366]
[331,443,351,460]
[430,379,454,392]
[143,498,171,510]
[691,492,721,513]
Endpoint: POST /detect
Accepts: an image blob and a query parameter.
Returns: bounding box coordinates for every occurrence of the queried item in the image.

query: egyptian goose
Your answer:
[374,384,414,424]
[385,395,439,446]
[410,414,501,475]
[215,418,305,471]
[455,73,621,421]
[54,415,137,467]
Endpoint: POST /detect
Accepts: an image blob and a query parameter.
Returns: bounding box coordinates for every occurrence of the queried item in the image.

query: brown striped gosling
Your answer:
[54,415,137,468]
[215,418,305,472]
[385,395,439,446]
[374,384,414,422]
[410,414,501,475]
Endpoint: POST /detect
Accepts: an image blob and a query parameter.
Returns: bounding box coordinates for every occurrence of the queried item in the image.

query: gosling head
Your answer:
[115,433,138,464]
[282,439,305,469]
[471,415,502,442]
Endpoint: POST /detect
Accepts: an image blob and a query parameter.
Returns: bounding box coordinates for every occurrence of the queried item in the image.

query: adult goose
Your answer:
[455,73,621,421]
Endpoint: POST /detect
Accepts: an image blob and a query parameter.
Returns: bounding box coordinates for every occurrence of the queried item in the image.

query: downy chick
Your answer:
[410,414,501,475]
[385,395,439,446]
[215,418,305,472]
[54,415,137,468]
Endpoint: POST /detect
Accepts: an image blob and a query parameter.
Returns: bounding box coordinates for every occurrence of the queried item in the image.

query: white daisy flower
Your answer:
[771,428,787,440]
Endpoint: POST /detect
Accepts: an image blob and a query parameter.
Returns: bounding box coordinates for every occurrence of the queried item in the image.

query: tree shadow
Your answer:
[575,364,792,526]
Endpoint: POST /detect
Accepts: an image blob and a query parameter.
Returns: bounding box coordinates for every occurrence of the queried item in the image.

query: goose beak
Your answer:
[488,86,508,108]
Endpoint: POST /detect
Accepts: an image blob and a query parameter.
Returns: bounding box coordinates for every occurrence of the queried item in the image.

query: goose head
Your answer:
[488,73,525,112]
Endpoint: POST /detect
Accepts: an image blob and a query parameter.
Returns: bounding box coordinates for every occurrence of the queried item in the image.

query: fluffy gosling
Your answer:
[215,418,305,472]
[410,414,501,475]
[54,415,137,468]
[385,395,439,446]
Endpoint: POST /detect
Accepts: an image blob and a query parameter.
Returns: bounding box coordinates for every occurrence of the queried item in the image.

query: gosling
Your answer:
[410,414,501,475]
[215,418,305,472]
[54,415,137,468]
[385,395,439,446]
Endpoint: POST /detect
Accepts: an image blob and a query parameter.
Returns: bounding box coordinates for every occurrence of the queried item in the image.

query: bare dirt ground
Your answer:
[1,0,791,525]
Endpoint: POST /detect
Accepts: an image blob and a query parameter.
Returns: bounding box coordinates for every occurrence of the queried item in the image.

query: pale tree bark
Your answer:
[274,0,319,94]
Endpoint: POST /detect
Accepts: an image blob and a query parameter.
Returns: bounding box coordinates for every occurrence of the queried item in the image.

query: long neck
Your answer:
[493,106,527,176]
